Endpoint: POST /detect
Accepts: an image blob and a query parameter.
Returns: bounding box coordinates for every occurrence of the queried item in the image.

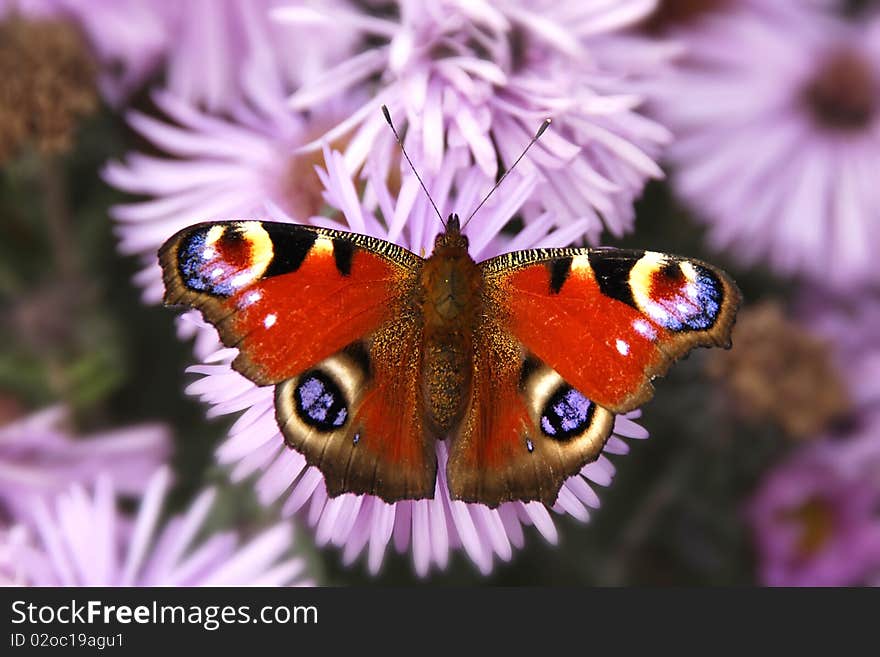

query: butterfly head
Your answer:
[434,213,469,252]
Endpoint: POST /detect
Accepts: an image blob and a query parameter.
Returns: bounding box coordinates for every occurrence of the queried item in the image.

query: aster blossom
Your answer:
[745,292,880,586]
[0,406,170,521]
[179,144,650,576]
[652,4,880,288]
[746,450,880,587]
[1,467,311,586]
[2,0,356,107]
[155,0,357,112]
[276,0,671,243]
[798,292,880,479]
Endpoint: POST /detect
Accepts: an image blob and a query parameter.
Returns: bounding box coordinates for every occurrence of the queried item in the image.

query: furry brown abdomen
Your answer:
[419,236,481,435]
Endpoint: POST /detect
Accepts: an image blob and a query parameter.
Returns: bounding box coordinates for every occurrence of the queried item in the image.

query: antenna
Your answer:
[381,105,445,225]
[462,118,551,229]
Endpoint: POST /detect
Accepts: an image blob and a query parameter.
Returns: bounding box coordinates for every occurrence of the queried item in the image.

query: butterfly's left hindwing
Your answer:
[159,220,437,502]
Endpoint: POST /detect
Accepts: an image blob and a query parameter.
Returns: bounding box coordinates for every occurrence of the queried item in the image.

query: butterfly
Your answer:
[159,212,740,508]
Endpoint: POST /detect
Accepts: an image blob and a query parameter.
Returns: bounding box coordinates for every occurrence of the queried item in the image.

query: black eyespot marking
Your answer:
[294,370,349,432]
[263,224,317,278]
[518,356,541,390]
[589,250,643,309]
[343,341,371,380]
[548,257,572,294]
[224,225,245,242]
[539,385,595,441]
[659,260,684,282]
[333,238,355,276]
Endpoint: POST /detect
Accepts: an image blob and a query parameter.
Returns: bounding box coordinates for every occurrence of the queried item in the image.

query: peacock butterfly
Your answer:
[158,112,741,509]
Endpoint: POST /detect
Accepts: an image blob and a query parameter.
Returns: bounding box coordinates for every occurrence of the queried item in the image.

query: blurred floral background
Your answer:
[1,0,879,586]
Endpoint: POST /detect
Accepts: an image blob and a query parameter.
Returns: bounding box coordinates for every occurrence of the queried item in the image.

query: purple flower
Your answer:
[805,292,880,413]
[0,406,170,522]
[276,0,671,242]
[105,88,300,304]
[747,450,880,587]
[5,0,355,107]
[799,292,880,479]
[747,292,880,586]
[1,467,311,586]
[652,5,880,289]
[156,0,355,112]
[56,0,170,105]
[179,145,650,576]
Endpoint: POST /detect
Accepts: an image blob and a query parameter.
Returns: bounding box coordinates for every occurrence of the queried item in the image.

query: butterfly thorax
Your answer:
[419,216,481,435]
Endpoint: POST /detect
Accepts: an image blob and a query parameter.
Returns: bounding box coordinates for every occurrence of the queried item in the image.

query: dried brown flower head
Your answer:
[0,15,98,162]
[707,301,851,439]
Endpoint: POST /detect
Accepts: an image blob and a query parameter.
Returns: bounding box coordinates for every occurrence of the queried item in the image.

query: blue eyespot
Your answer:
[178,227,236,297]
[540,386,594,440]
[653,266,722,332]
[294,371,348,432]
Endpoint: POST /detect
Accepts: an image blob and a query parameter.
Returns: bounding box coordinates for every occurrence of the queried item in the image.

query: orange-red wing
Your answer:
[480,248,741,413]
[446,333,614,507]
[160,220,435,502]
[275,327,437,503]
[159,220,421,385]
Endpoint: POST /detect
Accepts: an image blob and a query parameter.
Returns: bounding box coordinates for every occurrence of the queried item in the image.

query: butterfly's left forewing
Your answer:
[160,220,437,502]
[447,246,740,507]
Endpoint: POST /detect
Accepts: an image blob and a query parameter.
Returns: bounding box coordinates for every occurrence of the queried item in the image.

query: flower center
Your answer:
[803,47,878,131]
[780,497,835,559]
[706,302,852,439]
[642,0,734,33]
[0,15,97,162]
